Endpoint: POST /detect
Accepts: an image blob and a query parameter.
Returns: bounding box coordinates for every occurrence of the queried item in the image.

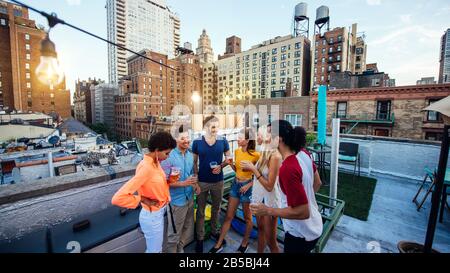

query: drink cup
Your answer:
[170,167,181,182]
[210,161,219,171]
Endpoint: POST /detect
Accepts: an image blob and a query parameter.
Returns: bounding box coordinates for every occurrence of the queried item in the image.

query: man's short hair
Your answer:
[171,123,190,139]
[203,115,219,128]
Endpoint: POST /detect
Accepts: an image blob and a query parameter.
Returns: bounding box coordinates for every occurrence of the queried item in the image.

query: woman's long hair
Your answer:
[256,125,275,174]
[241,127,256,156]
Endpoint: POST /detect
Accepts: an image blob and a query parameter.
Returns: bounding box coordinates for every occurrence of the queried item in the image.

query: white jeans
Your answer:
[139,206,166,253]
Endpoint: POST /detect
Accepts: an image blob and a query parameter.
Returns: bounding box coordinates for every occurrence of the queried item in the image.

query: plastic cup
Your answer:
[170,167,181,182]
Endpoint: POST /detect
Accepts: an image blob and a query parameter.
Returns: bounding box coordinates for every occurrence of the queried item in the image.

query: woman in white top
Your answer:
[241,125,282,253]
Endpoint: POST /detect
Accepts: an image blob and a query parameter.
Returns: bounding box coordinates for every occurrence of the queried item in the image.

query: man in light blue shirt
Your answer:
[161,125,200,253]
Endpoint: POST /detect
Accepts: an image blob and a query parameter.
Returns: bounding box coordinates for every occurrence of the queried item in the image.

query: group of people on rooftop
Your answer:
[111,115,323,254]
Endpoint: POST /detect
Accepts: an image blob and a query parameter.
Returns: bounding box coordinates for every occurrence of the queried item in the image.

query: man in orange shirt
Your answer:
[111,131,176,253]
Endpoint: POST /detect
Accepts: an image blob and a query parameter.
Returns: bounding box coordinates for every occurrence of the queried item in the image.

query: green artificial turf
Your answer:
[317,171,377,221]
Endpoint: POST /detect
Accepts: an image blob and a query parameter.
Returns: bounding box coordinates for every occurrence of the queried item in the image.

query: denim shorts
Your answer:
[229,178,253,203]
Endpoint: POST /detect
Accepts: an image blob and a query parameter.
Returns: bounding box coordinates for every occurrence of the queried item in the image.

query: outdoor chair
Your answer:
[338,142,360,181]
[412,167,436,211]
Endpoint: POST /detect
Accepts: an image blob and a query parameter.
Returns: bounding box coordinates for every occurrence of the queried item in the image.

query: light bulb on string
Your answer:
[35,32,64,87]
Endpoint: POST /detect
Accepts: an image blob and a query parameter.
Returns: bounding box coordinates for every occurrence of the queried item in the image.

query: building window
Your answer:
[26,44,30,50]
[294,59,301,66]
[376,101,391,120]
[322,39,326,45]
[272,48,277,55]
[371,79,381,86]
[281,46,287,52]
[336,64,341,71]
[0,19,6,26]
[337,35,342,42]
[295,42,301,49]
[336,102,347,118]
[13,9,23,17]
[26,73,30,79]
[374,129,390,137]
[26,53,30,60]
[427,99,442,122]
[25,34,30,40]
[337,55,341,61]
[50,93,54,98]
[26,82,31,88]
[272,56,277,62]
[425,132,443,141]
[25,63,30,70]
[285,114,302,126]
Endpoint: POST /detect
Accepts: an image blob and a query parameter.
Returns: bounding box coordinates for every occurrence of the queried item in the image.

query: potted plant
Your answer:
[397,241,439,253]
[306,132,317,148]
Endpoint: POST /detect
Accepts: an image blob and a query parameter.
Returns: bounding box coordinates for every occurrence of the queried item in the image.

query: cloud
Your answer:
[370,25,441,46]
[366,0,381,6]
[67,0,81,6]
[367,23,442,85]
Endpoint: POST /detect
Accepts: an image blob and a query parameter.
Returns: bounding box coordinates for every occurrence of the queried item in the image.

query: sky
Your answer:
[17,0,450,97]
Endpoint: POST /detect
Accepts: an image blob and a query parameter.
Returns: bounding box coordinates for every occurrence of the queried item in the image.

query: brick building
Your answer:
[313,24,359,88]
[73,78,103,124]
[0,1,70,118]
[115,49,202,140]
[329,70,392,89]
[218,36,242,60]
[230,96,311,129]
[310,84,450,141]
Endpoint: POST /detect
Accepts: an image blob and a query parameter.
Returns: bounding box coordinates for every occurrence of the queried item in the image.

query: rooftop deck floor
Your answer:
[186,174,450,253]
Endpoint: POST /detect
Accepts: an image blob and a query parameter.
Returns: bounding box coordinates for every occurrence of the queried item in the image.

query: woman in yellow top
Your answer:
[209,128,260,253]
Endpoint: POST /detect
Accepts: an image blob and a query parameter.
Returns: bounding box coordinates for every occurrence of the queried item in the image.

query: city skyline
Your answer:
[16,0,450,97]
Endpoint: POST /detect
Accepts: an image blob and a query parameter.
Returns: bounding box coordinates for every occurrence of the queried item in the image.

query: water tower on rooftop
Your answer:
[315,5,330,36]
[293,2,309,38]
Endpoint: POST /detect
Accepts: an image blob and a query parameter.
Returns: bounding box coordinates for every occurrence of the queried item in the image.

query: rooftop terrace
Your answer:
[0,135,448,253]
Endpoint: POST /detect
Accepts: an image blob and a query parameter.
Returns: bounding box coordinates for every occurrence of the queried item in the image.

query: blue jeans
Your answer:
[230,178,253,203]
[139,206,166,253]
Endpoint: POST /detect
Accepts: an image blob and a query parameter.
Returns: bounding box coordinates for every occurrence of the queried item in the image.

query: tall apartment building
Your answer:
[196,29,214,64]
[114,49,202,140]
[0,1,71,118]
[106,0,180,84]
[73,78,103,124]
[439,28,450,83]
[354,36,367,74]
[202,62,218,108]
[215,34,311,105]
[94,83,118,129]
[312,24,361,87]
